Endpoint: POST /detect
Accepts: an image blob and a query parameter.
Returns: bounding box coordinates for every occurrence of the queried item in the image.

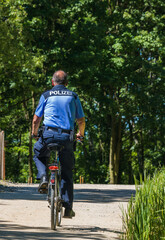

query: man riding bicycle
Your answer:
[32,70,85,218]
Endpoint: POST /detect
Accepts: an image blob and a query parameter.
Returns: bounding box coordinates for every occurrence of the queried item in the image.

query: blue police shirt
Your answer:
[35,85,85,130]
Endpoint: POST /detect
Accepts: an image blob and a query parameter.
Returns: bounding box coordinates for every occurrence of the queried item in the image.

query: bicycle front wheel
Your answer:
[57,203,63,226]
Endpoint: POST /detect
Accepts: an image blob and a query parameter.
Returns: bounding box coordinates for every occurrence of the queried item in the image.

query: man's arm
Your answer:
[76,117,85,138]
[32,114,42,136]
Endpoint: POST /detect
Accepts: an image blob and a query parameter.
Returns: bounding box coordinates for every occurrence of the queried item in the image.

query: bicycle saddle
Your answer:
[47,143,63,151]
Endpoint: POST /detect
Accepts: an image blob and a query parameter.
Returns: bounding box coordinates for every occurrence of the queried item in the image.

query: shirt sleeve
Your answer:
[75,96,85,119]
[35,95,45,117]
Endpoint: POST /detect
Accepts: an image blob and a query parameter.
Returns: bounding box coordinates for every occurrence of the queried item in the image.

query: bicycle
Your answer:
[46,142,63,230]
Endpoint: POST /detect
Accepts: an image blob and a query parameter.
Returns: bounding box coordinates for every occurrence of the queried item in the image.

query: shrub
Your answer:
[122,169,165,240]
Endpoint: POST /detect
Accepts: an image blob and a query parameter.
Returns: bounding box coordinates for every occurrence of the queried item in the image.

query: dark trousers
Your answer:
[33,127,74,209]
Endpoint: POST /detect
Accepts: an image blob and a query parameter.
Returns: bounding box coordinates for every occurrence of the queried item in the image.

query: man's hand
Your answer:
[76,132,84,142]
[31,134,39,141]
[76,117,85,139]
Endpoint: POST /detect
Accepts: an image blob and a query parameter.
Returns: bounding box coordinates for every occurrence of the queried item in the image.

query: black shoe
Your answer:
[38,175,48,194]
[63,208,75,218]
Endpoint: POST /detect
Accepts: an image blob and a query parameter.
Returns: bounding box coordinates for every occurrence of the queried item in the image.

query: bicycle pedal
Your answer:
[39,189,48,194]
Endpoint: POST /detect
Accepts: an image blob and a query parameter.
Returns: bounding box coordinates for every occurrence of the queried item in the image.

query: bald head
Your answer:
[52,70,68,86]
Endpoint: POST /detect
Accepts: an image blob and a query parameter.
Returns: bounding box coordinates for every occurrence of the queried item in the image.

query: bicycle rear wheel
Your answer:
[50,175,58,230]
[57,178,63,226]
[50,185,56,230]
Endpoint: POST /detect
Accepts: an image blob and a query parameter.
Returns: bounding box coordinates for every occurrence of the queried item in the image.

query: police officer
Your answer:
[32,70,85,218]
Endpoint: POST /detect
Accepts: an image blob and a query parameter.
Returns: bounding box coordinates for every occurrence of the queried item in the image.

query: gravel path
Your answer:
[0,182,135,240]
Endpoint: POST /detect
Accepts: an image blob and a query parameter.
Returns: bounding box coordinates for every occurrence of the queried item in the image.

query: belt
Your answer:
[47,127,71,134]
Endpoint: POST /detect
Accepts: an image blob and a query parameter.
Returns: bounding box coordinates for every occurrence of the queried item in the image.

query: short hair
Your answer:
[52,70,68,85]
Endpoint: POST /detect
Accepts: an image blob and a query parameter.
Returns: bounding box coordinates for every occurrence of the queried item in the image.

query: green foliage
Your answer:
[74,138,109,184]
[122,169,165,240]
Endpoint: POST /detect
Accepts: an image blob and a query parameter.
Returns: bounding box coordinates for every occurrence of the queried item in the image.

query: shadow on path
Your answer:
[0,221,121,240]
[74,188,135,203]
[63,225,122,235]
[0,185,135,203]
[0,185,46,201]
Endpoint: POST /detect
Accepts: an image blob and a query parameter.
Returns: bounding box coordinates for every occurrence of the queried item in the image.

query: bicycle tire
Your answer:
[50,182,57,230]
[57,177,62,226]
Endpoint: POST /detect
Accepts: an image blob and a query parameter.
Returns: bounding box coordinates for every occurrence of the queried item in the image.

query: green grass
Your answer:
[122,169,165,240]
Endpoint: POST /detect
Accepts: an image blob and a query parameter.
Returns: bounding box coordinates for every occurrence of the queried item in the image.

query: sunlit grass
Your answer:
[122,169,165,240]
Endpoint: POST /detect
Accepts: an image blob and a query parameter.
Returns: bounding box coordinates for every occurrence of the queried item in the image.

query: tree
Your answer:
[0,0,46,182]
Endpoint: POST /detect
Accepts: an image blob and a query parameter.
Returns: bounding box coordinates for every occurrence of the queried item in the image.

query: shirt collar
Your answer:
[52,85,67,90]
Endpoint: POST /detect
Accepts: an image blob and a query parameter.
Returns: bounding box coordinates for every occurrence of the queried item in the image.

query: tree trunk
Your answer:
[139,130,144,177]
[128,121,133,184]
[23,91,35,183]
[28,124,33,183]
[109,116,122,184]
